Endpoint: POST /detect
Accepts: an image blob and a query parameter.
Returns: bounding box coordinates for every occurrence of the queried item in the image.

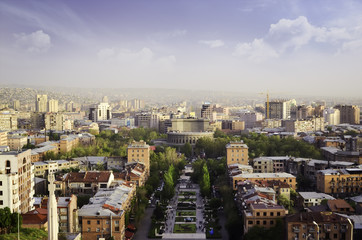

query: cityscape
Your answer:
[1,1,362,240]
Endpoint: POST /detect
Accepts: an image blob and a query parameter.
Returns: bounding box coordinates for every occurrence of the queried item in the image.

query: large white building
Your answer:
[0,149,34,213]
[323,108,340,125]
[48,99,59,113]
[36,94,48,113]
[89,103,112,122]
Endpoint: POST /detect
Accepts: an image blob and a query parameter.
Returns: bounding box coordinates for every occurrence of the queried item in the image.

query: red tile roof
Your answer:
[65,171,112,183]
[22,213,47,225]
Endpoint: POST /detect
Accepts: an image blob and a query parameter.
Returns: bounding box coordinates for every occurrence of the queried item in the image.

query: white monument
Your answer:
[48,173,58,240]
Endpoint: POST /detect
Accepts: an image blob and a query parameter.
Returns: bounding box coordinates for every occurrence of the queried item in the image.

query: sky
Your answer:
[0,0,362,97]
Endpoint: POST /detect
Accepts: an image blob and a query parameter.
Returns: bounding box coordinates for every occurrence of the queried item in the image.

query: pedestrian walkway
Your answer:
[162,176,206,239]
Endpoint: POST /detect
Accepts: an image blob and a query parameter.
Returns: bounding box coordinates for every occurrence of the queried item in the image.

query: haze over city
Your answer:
[1,0,362,97]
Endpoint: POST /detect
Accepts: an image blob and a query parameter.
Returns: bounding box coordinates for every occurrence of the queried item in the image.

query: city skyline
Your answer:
[1,0,362,97]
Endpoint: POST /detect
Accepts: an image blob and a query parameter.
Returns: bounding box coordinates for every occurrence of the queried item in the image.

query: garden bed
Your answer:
[176,210,196,216]
[173,224,197,233]
[175,216,196,222]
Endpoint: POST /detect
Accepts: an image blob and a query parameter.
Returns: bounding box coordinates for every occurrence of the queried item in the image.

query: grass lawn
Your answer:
[173,224,196,233]
[0,228,47,240]
[176,210,196,216]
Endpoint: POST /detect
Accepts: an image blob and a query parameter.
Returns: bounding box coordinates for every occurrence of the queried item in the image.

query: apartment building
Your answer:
[127,140,150,177]
[0,149,34,213]
[243,203,286,233]
[226,141,249,165]
[0,110,17,131]
[316,169,362,195]
[286,212,352,240]
[232,172,297,190]
[7,135,27,150]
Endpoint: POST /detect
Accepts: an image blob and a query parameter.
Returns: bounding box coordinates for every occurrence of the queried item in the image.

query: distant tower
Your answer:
[48,174,58,240]
[48,99,59,113]
[102,96,109,103]
[35,94,48,112]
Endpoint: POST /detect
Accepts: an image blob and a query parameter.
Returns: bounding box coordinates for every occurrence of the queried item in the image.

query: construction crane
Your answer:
[258,91,270,119]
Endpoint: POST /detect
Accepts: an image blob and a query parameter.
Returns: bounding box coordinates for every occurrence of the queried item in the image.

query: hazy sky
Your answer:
[1,0,362,97]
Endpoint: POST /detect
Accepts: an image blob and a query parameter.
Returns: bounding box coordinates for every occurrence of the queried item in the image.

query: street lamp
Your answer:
[313,221,319,240]
[347,218,353,240]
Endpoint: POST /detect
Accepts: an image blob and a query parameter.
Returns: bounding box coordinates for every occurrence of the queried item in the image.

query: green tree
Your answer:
[201,164,211,197]
[181,142,192,158]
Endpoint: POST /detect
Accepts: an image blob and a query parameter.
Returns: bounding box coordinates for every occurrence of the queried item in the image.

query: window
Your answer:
[115,220,119,225]
[248,221,253,224]
[270,220,274,225]
[97,220,100,224]
[0,200,3,205]
[115,226,120,231]
[256,221,260,225]
[256,212,260,216]
[105,221,109,224]
[263,212,267,216]
[87,220,91,224]
[277,212,280,216]
[263,221,267,225]
[96,228,100,232]
[87,228,90,232]
[0,191,2,195]
[270,212,274,216]
[333,233,337,239]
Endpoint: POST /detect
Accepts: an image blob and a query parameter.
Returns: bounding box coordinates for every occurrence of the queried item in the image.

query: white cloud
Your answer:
[14,30,51,53]
[234,39,278,63]
[199,40,225,48]
[234,16,360,62]
[97,47,176,70]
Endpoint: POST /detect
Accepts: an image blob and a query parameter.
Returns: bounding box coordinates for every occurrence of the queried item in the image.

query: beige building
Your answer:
[0,130,8,146]
[7,135,27,150]
[226,141,249,165]
[48,99,59,113]
[127,140,150,176]
[44,112,64,131]
[0,110,17,131]
[243,203,286,233]
[316,169,362,195]
[283,117,324,133]
[35,94,47,113]
[286,212,352,240]
[335,105,360,124]
[0,149,34,213]
[233,172,297,190]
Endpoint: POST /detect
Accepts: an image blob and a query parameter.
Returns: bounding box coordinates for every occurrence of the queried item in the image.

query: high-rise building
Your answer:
[44,113,65,131]
[267,99,292,119]
[48,99,58,113]
[0,149,34,213]
[35,94,47,112]
[89,103,112,122]
[13,100,20,111]
[201,102,212,119]
[334,105,360,124]
[323,108,340,125]
[66,101,74,112]
[127,140,150,177]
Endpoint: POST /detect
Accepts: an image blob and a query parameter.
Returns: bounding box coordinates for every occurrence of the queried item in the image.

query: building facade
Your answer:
[35,94,48,113]
[226,141,249,165]
[127,140,150,176]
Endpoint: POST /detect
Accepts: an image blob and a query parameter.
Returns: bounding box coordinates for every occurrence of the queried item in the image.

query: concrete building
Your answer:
[0,110,17,131]
[283,117,325,133]
[335,105,360,124]
[243,203,286,233]
[12,100,20,111]
[253,157,274,173]
[221,120,245,131]
[127,140,150,177]
[226,141,249,165]
[0,149,34,213]
[48,99,59,113]
[7,135,27,150]
[232,172,297,190]
[170,118,210,132]
[316,168,362,195]
[201,102,213,120]
[0,130,7,146]
[285,212,352,240]
[35,94,48,113]
[267,99,292,120]
[78,183,137,240]
[324,108,340,125]
[298,192,335,207]
[89,103,112,122]
[44,113,65,131]
[238,112,263,128]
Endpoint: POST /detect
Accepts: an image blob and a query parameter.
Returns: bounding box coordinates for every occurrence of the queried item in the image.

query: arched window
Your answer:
[23,158,26,164]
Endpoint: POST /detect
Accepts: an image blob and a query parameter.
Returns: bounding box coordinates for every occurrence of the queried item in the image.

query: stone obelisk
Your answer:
[48,173,58,240]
